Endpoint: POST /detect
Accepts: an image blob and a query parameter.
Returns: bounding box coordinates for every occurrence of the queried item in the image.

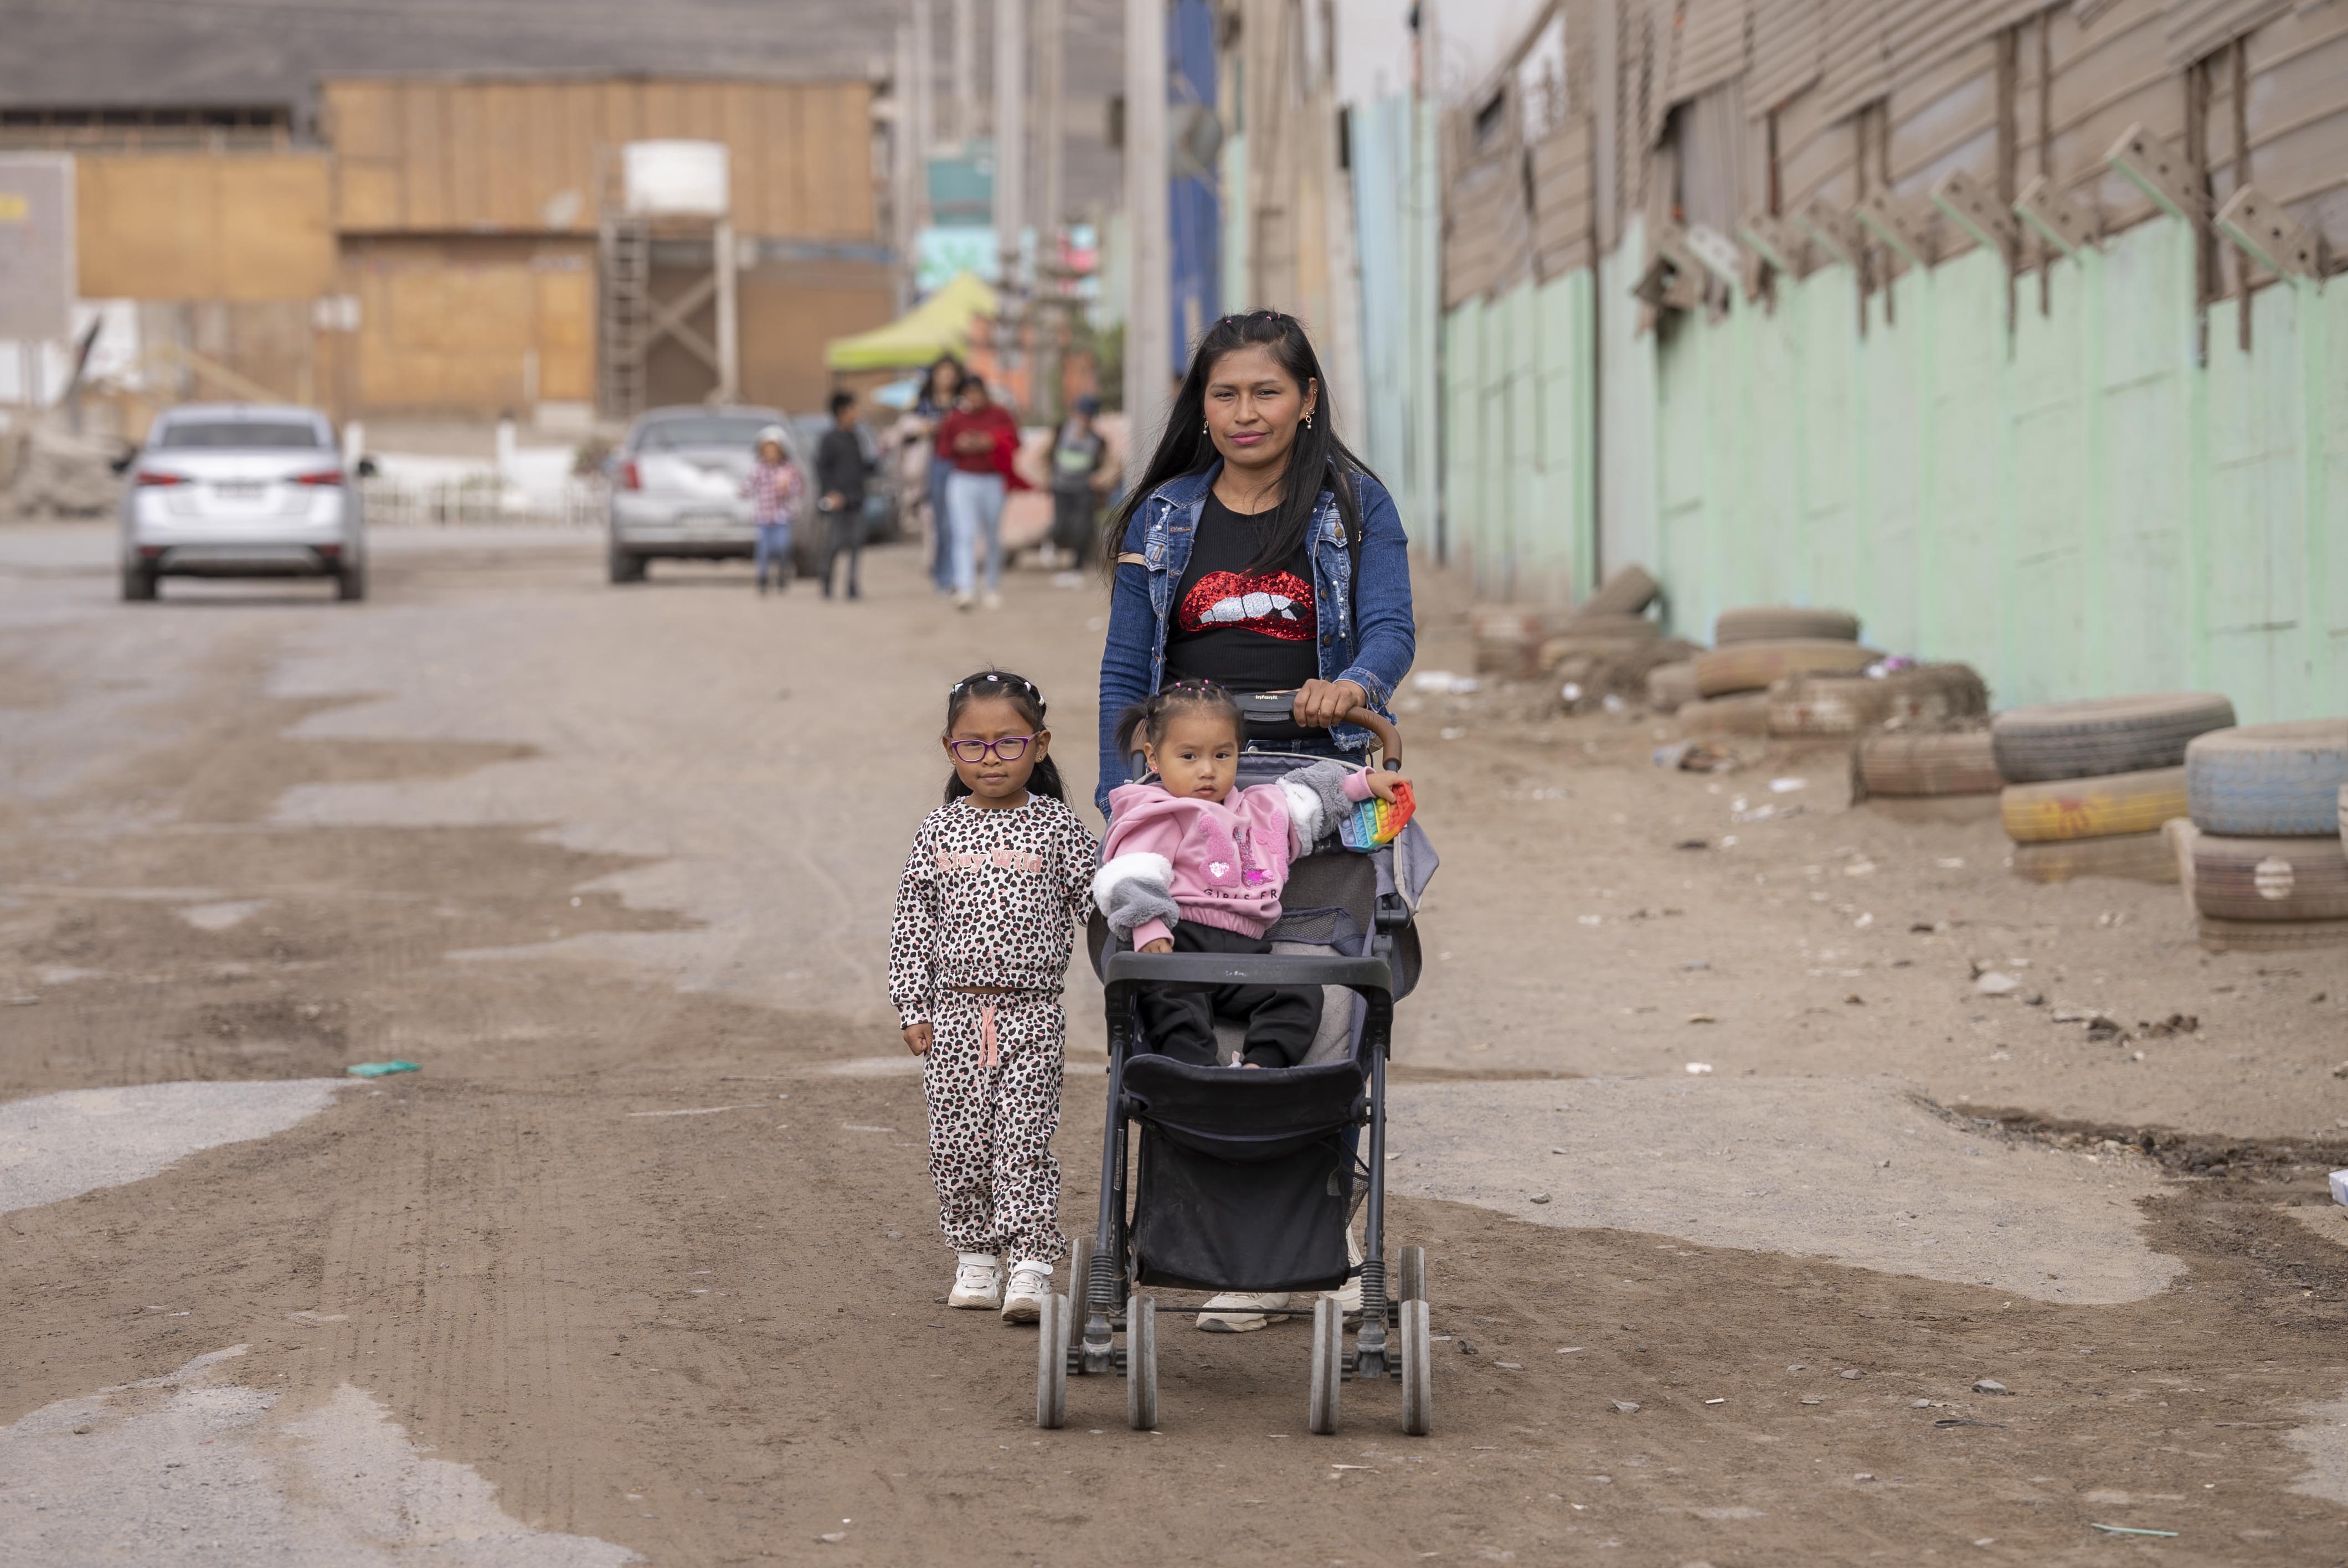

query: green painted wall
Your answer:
[1442,212,2346,721]
[1438,267,1598,605]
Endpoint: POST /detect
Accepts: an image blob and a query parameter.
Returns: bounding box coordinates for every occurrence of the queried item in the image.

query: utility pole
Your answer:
[1124,0,1169,474]
[952,0,977,146]
[994,0,1027,290]
[912,0,936,203]
[1034,0,1067,421]
[893,22,920,306]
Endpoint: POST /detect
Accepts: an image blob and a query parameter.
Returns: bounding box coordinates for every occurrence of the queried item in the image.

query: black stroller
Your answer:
[1037,694,1438,1436]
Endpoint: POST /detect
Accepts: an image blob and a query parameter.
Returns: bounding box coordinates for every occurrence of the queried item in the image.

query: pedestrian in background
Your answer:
[1048,394,1111,570]
[745,426,805,596]
[935,374,1019,611]
[815,389,870,601]
[914,355,964,595]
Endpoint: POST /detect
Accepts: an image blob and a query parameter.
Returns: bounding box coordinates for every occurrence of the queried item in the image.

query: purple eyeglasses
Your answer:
[948,735,1036,763]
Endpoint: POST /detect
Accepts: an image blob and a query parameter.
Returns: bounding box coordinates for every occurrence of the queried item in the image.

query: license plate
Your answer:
[213,480,265,501]
[679,512,738,529]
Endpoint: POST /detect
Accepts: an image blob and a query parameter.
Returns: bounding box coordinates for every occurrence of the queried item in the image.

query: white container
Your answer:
[621,140,729,217]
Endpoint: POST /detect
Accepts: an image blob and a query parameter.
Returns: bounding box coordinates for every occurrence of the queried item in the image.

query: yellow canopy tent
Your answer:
[825,271,998,372]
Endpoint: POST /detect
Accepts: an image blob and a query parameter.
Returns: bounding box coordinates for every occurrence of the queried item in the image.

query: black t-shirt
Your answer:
[1163,493,1319,738]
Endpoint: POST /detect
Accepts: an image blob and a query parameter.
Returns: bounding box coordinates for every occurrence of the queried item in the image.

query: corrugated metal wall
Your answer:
[1432,0,2348,720]
[1647,213,2340,723]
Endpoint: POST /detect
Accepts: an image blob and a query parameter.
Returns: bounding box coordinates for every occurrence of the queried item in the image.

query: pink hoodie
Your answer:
[1094,768,1376,949]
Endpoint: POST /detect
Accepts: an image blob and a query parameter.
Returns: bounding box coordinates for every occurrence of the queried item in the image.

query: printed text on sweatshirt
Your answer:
[888,794,1099,1030]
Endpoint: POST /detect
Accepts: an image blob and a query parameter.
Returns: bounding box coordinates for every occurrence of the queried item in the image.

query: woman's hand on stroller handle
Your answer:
[902,1020,933,1055]
[1291,678,1368,730]
[1242,687,1403,768]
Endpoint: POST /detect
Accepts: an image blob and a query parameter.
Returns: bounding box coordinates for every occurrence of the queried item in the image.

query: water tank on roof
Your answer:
[621,141,730,218]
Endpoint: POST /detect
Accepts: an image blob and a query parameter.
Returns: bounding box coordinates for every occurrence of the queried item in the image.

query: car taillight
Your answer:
[294,470,344,487]
[135,471,185,487]
[619,460,641,491]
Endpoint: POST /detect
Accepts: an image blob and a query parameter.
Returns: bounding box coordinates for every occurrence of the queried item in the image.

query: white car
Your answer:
[606,405,808,584]
[119,404,366,601]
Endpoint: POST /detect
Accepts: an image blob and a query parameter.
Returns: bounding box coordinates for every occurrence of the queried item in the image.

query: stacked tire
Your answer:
[1991,694,2236,883]
[1853,728,2002,822]
[2180,721,2348,952]
[1678,605,1873,737]
[1771,662,1987,740]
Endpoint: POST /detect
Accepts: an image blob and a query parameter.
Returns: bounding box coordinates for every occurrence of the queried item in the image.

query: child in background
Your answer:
[1092,678,1409,1069]
[889,671,1098,1321]
[745,426,805,596]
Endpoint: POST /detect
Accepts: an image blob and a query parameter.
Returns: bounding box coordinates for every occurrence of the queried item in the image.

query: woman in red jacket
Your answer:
[934,374,1021,611]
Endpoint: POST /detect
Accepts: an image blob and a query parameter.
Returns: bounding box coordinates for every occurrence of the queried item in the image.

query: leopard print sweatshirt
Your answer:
[889,793,1099,1029]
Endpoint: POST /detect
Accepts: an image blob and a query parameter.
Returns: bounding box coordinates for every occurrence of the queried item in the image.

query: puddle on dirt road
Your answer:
[0,1079,349,1213]
[1390,1076,2182,1302]
[0,1345,637,1565]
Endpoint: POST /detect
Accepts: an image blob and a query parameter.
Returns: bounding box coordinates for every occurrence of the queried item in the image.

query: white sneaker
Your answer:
[954,589,975,612]
[1325,1226,1366,1321]
[948,1252,1002,1309]
[981,590,1002,610]
[1194,1292,1291,1332]
[1001,1258,1053,1323]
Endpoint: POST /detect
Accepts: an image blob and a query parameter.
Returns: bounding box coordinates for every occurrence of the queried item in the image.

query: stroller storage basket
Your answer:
[1124,1054,1365,1294]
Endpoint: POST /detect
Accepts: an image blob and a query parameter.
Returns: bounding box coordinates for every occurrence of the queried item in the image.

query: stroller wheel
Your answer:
[1400,1298,1433,1436]
[1399,1244,1427,1307]
[1308,1294,1343,1435]
[1126,1294,1158,1430]
[1036,1293,1069,1428]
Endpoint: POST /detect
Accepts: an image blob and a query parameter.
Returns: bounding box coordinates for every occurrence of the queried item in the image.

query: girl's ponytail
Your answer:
[1115,679,1245,775]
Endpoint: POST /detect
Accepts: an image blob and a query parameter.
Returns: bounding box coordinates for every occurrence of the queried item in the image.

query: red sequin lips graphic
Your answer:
[1177,570,1316,640]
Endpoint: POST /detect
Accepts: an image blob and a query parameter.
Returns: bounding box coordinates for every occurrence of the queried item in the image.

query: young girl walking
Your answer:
[745,426,805,595]
[889,670,1098,1321]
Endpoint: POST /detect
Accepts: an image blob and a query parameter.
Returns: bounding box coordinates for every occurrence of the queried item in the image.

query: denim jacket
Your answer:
[1095,461,1415,813]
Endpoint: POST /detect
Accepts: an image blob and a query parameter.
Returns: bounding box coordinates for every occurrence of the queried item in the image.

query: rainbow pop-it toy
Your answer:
[1338,780,1415,850]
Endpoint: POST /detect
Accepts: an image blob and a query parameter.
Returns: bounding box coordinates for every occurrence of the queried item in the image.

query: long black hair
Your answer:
[1100,310,1377,576]
[919,353,964,413]
[1111,677,1246,764]
[942,669,1066,804]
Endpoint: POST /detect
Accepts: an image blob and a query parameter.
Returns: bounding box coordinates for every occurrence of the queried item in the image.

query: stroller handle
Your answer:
[1232,690,1404,770]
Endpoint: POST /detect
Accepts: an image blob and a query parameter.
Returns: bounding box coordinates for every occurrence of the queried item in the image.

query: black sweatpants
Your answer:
[1050,487,1095,566]
[1134,920,1320,1068]
[822,508,862,597]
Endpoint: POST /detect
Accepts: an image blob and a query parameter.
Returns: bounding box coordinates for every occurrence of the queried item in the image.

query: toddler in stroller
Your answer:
[1036,682,1440,1437]
[1093,679,1409,1070]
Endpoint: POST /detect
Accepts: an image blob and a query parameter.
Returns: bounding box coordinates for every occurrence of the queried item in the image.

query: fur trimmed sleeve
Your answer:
[1280,761,1363,855]
[1091,852,1178,941]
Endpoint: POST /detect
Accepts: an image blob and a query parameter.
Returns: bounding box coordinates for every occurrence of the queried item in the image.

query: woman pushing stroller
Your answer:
[1096,679,1408,1069]
[1091,307,1419,1334]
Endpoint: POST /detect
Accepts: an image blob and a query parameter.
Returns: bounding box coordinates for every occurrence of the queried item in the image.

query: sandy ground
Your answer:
[3,523,2347,1565]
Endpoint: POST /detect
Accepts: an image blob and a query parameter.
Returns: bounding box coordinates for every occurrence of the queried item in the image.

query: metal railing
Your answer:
[359,474,606,529]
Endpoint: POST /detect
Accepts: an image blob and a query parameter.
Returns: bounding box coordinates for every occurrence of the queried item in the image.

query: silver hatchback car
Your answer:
[606,405,809,584]
[119,404,365,601]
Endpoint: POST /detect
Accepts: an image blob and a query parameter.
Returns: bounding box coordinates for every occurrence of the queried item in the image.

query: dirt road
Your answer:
[4,525,2346,1565]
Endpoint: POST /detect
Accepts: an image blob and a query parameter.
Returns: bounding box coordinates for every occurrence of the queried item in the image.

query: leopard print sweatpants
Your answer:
[922,989,1067,1264]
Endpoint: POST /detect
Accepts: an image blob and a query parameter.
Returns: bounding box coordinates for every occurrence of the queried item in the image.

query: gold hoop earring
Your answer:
[1302,411,1314,429]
